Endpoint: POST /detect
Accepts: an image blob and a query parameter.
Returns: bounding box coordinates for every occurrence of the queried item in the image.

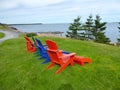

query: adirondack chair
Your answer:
[24,36,36,53]
[45,40,76,74]
[35,38,50,64]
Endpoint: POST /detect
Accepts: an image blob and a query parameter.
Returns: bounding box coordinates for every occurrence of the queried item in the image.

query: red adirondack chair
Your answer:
[24,36,36,53]
[45,40,76,74]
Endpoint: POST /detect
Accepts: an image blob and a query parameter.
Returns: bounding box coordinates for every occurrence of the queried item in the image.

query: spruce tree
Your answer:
[66,17,82,39]
[93,15,110,43]
[84,15,94,40]
[117,22,120,42]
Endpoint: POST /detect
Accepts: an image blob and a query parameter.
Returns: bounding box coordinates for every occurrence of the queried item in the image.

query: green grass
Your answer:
[0,36,120,90]
[0,32,5,39]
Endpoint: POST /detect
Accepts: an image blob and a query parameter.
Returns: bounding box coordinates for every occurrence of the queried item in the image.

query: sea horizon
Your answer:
[7,21,119,25]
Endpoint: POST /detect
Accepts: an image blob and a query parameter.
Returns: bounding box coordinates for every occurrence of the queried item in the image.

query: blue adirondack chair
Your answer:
[35,38,50,64]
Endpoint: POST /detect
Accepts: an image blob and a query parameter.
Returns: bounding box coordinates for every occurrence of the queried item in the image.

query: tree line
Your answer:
[118,22,120,43]
[66,15,120,44]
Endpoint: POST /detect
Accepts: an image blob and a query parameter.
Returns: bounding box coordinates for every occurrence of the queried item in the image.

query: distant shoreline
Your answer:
[9,23,42,25]
[7,22,119,25]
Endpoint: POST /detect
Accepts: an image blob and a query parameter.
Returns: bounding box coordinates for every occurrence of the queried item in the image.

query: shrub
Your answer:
[26,32,37,37]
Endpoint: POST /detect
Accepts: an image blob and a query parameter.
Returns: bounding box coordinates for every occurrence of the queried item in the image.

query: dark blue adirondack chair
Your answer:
[35,38,50,64]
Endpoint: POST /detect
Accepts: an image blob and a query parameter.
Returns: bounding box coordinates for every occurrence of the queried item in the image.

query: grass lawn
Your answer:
[0,36,120,90]
[0,32,5,39]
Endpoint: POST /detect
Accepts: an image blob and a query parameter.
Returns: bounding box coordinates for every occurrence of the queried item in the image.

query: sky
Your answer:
[0,0,120,24]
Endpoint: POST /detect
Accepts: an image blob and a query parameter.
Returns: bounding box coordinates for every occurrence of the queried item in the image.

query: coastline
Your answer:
[10,23,119,43]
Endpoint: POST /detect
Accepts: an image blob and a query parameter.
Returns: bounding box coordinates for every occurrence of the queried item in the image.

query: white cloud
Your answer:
[0,0,66,10]
[62,0,120,15]
[0,0,18,9]
[23,0,66,7]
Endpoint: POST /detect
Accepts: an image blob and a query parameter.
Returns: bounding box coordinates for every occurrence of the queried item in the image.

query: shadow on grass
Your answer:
[57,83,74,90]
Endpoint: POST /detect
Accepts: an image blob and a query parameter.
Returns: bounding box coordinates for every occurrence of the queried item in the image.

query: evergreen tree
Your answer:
[84,15,94,40]
[66,17,83,39]
[117,22,120,42]
[93,15,110,43]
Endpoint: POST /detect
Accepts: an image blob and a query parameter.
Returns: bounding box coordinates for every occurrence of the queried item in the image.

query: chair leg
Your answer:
[70,60,74,66]
[84,58,92,63]
[56,62,70,74]
[56,63,69,74]
[45,58,50,62]
[56,58,74,74]
[81,58,92,65]
[42,60,49,64]
[75,60,85,66]
[42,58,50,64]
[47,63,55,70]
[38,57,43,60]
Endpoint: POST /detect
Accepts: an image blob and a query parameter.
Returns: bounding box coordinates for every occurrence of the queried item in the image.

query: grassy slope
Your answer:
[0,36,120,90]
[0,32,5,39]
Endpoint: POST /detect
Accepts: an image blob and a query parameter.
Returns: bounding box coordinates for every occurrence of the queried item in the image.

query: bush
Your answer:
[26,33,37,37]
[0,32,5,39]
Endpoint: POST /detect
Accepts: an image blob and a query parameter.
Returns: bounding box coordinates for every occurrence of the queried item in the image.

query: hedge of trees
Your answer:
[26,33,37,37]
[118,22,120,43]
[66,15,110,44]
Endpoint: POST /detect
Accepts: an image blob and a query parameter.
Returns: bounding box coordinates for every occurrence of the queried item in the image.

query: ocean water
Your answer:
[11,22,119,42]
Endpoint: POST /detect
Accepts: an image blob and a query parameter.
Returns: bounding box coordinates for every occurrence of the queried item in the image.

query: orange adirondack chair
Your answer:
[46,40,76,74]
[24,36,36,53]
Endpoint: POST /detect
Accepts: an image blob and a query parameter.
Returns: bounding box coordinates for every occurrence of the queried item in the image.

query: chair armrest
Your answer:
[59,50,63,52]
[68,53,76,56]
[58,53,76,59]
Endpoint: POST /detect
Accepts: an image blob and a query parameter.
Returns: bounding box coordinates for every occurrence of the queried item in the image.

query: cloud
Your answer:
[0,0,18,9]
[62,0,120,15]
[23,0,66,7]
[0,0,120,23]
[0,0,66,10]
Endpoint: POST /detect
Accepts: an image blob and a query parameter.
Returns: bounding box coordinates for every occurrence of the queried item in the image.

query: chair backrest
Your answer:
[24,36,31,42]
[46,40,58,50]
[36,38,47,54]
[31,36,37,47]
[46,40,62,64]
[35,38,43,47]
[24,36,34,46]
[48,49,60,64]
